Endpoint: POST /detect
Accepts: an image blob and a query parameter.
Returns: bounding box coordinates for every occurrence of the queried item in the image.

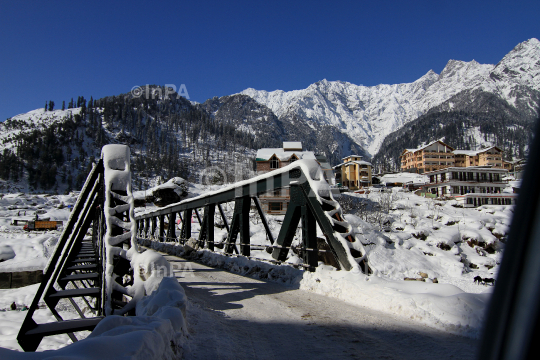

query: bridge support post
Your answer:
[181,209,192,240]
[198,205,215,250]
[144,218,149,238]
[301,198,318,269]
[151,217,157,240]
[167,212,176,242]
[159,215,165,242]
[272,184,303,262]
[225,197,251,255]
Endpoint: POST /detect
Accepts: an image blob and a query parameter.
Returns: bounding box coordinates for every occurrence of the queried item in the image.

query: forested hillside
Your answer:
[0,86,263,193]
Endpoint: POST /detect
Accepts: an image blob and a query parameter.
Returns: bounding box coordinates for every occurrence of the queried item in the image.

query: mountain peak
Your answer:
[517,37,540,50]
[491,38,540,89]
[418,69,439,81]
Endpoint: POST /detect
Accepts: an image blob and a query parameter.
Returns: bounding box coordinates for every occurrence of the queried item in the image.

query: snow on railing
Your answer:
[102,145,171,315]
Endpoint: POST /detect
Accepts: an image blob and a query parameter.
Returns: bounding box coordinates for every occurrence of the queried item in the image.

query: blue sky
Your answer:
[0,0,538,121]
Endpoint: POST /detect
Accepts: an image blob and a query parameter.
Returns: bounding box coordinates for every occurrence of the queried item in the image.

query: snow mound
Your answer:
[0,278,189,359]
[301,266,489,338]
[0,245,15,261]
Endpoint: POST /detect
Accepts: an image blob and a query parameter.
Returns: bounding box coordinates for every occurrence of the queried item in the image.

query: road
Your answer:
[166,255,478,360]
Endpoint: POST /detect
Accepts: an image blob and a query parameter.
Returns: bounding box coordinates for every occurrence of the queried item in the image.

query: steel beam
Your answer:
[252,196,274,244]
[181,209,192,239]
[159,214,165,242]
[225,197,251,255]
[136,170,300,220]
[166,212,176,242]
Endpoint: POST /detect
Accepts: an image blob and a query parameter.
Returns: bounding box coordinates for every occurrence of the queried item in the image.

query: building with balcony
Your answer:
[333,155,372,190]
[400,140,455,174]
[255,142,334,214]
[453,146,504,168]
[423,166,516,207]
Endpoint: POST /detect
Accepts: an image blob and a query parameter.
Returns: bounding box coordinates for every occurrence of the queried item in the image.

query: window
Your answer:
[269,202,282,211]
[289,155,298,163]
[270,155,279,169]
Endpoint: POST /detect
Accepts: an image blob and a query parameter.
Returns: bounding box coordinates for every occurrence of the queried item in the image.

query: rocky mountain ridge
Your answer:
[240,38,540,157]
[1,39,539,191]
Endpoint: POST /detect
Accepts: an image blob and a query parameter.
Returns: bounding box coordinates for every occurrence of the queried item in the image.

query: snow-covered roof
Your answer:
[378,172,428,185]
[453,146,501,156]
[256,148,316,161]
[505,158,525,165]
[403,140,454,154]
[283,141,302,150]
[341,155,364,160]
[333,160,372,169]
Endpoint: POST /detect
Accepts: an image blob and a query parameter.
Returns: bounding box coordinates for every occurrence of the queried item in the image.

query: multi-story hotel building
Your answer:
[333,155,372,190]
[255,142,334,214]
[400,140,455,174]
[453,146,504,168]
[423,166,516,207]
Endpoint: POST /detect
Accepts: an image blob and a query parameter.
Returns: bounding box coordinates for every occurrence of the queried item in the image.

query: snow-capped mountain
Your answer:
[241,38,540,156]
[1,39,539,192]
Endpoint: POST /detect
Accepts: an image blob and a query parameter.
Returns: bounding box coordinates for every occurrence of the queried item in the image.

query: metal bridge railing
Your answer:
[135,160,370,273]
[17,160,105,352]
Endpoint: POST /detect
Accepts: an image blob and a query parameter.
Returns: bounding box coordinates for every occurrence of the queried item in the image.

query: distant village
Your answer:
[255,140,523,213]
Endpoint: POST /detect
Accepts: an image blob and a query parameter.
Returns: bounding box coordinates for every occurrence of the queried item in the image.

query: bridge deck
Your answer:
[162,252,478,360]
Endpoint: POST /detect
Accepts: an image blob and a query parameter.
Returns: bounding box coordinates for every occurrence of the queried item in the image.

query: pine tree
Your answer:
[62,101,65,111]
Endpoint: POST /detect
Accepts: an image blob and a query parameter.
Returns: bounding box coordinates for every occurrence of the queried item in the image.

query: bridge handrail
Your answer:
[136,160,331,219]
[135,160,366,272]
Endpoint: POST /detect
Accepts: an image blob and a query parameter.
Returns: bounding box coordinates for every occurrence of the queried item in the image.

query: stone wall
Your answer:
[0,270,43,289]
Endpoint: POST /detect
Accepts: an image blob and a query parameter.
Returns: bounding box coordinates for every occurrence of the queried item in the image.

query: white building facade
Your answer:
[423,166,516,207]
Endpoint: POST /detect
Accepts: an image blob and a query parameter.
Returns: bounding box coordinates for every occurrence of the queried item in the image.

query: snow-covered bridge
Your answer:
[15,144,372,352]
[13,144,479,358]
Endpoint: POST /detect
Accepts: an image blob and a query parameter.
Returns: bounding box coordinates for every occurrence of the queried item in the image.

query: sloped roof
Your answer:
[453,146,502,156]
[333,160,372,169]
[283,141,302,150]
[256,148,317,161]
[341,155,364,160]
[403,140,454,154]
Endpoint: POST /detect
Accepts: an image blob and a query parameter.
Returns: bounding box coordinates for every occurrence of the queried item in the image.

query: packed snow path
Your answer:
[166,254,478,360]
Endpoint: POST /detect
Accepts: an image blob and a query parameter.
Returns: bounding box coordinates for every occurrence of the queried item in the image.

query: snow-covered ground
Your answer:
[0,278,189,358]
[0,193,75,272]
[141,182,512,339]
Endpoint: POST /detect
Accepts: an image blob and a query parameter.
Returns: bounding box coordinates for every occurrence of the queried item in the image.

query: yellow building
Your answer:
[453,146,504,168]
[400,140,455,174]
[334,155,372,190]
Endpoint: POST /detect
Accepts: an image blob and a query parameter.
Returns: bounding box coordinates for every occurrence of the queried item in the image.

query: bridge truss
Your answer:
[17,147,369,352]
[135,160,370,273]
